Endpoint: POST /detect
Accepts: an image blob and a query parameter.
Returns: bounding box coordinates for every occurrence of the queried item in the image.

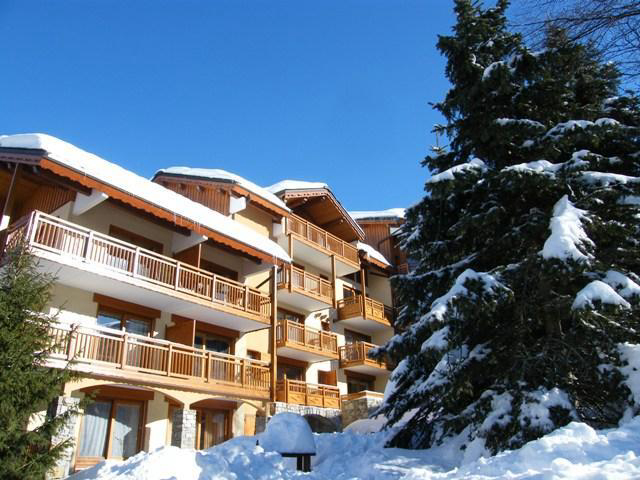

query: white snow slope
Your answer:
[69,415,640,479]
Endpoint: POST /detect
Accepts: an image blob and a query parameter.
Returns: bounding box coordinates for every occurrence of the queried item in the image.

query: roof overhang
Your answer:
[0,149,286,265]
[153,172,289,219]
[279,188,365,242]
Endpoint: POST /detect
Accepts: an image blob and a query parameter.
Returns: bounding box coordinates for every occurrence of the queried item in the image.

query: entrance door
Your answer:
[195,409,229,449]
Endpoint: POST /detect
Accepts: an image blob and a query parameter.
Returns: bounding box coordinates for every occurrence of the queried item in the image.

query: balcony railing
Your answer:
[277,264,333,304]
[48,323,271,395]
[7,211,272,323]
[286,213,359,265]
[337,294,393,326]
[276,320,338,357]
[339,341,387,370]
[275,378,341,409]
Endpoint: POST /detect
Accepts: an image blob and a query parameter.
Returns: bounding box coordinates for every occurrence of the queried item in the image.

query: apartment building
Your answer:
[0,134,397,477]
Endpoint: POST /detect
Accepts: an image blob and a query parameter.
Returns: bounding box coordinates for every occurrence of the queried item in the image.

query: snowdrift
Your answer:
[69,416,640,479]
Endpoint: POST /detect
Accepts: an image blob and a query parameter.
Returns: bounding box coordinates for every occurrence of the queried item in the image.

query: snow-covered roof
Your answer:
[0,134,291,263]
[265,179,329,194]
[357,241,390,266]
[155,167,290,213]
[349,208,405,222]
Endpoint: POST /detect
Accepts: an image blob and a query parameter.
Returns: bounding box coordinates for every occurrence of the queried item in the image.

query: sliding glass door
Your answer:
[77,399,143,464]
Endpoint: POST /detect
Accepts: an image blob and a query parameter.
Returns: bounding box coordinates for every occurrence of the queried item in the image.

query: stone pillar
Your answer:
[46,396,81,480]
[171,408,196,449]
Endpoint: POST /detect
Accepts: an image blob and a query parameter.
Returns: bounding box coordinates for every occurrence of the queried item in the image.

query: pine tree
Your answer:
[0,242,80,479]
[375,0,640,456]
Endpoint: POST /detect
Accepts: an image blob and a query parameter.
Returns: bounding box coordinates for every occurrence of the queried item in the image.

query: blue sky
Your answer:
[0,1,455,211]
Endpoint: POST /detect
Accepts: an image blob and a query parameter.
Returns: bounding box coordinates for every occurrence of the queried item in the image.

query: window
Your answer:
[77,399,143,461]
[277,364,304,381]
[109,225,163,254]
[200,259,238,281]
[246,350,262,361]
[277,309,304,324]
[96,308,153,337]
[346,375,374,394]
[344,329,371,345]
[194,331,231,354]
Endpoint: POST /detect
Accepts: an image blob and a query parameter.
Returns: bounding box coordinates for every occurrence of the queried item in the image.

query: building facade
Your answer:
[0,134,399,477]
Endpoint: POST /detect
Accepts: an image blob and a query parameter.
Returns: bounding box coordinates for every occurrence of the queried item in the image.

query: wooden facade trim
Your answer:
[93,293,161,319]
[153,173,289,219]
[37,157,282,264]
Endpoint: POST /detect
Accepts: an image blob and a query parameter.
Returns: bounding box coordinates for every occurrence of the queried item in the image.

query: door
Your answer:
[76,399,144,469]
[195,409,229,449]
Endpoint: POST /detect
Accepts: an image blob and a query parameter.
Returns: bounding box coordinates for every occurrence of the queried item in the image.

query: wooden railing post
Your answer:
[67,328,77,360]
[202,346,207,381]
[174,263,180,290]
[244,286,249,312]
[132,247,140,277]
[120,334,129,369]
[241,358,246,387]
[84,231,94,260]
[167,344,173,376]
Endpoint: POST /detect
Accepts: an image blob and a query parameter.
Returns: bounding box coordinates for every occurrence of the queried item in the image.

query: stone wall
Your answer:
[46,396,81,480]
[341,394,383,427]
[171,408,196,449]
[268,402,342,431]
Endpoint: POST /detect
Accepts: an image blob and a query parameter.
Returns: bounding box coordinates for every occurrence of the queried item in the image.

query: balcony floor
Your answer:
[34,250,270,333]
[276,235,359,277]
[276,345,337,363]
[335,315,391,335]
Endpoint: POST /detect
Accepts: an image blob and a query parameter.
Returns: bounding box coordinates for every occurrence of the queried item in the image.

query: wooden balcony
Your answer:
[276,319,338,362]
[275,378,341,409]
[337,294,393,333]
[47,323,271,399]
[341,390,385,402]
[279,213,360,276]
[339,342,389,375]
[277,264,333,311]
[6,211,272,332]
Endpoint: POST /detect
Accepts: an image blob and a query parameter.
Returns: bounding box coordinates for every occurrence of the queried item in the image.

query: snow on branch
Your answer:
[427,158,487,185]
[572,280,631,310]
[618,343,640,407]
[602,271,640,299]
[541,195,593,263]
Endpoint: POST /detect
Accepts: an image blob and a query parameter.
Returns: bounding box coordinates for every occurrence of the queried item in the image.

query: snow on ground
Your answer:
[70,416,640,479]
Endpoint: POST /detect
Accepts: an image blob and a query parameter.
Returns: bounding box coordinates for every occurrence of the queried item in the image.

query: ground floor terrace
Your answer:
[44,377,271,478]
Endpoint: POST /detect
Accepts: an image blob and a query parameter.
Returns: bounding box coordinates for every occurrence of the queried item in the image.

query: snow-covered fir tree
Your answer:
[374,0,640,455]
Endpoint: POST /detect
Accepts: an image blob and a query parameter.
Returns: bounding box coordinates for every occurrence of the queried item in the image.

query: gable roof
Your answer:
[154,167,290,217]
[265,179,365,241]
[0,134,291,264]
[349,208,405,223]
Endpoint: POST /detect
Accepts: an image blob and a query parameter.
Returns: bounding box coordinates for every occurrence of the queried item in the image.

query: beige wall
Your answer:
[232,205,273,239]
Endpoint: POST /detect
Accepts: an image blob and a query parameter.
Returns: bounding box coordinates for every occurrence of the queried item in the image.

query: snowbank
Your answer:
[156,167,290,212]
[69,416,640,479]
[258,413,316,454]
[0,134,291,263]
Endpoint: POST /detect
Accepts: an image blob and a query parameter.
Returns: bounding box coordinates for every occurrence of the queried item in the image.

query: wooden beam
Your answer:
[331,255,337,309]
[360,267,367,319]
[270,265,278,402]
[1,164,20,231]
[319,217,345,230]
